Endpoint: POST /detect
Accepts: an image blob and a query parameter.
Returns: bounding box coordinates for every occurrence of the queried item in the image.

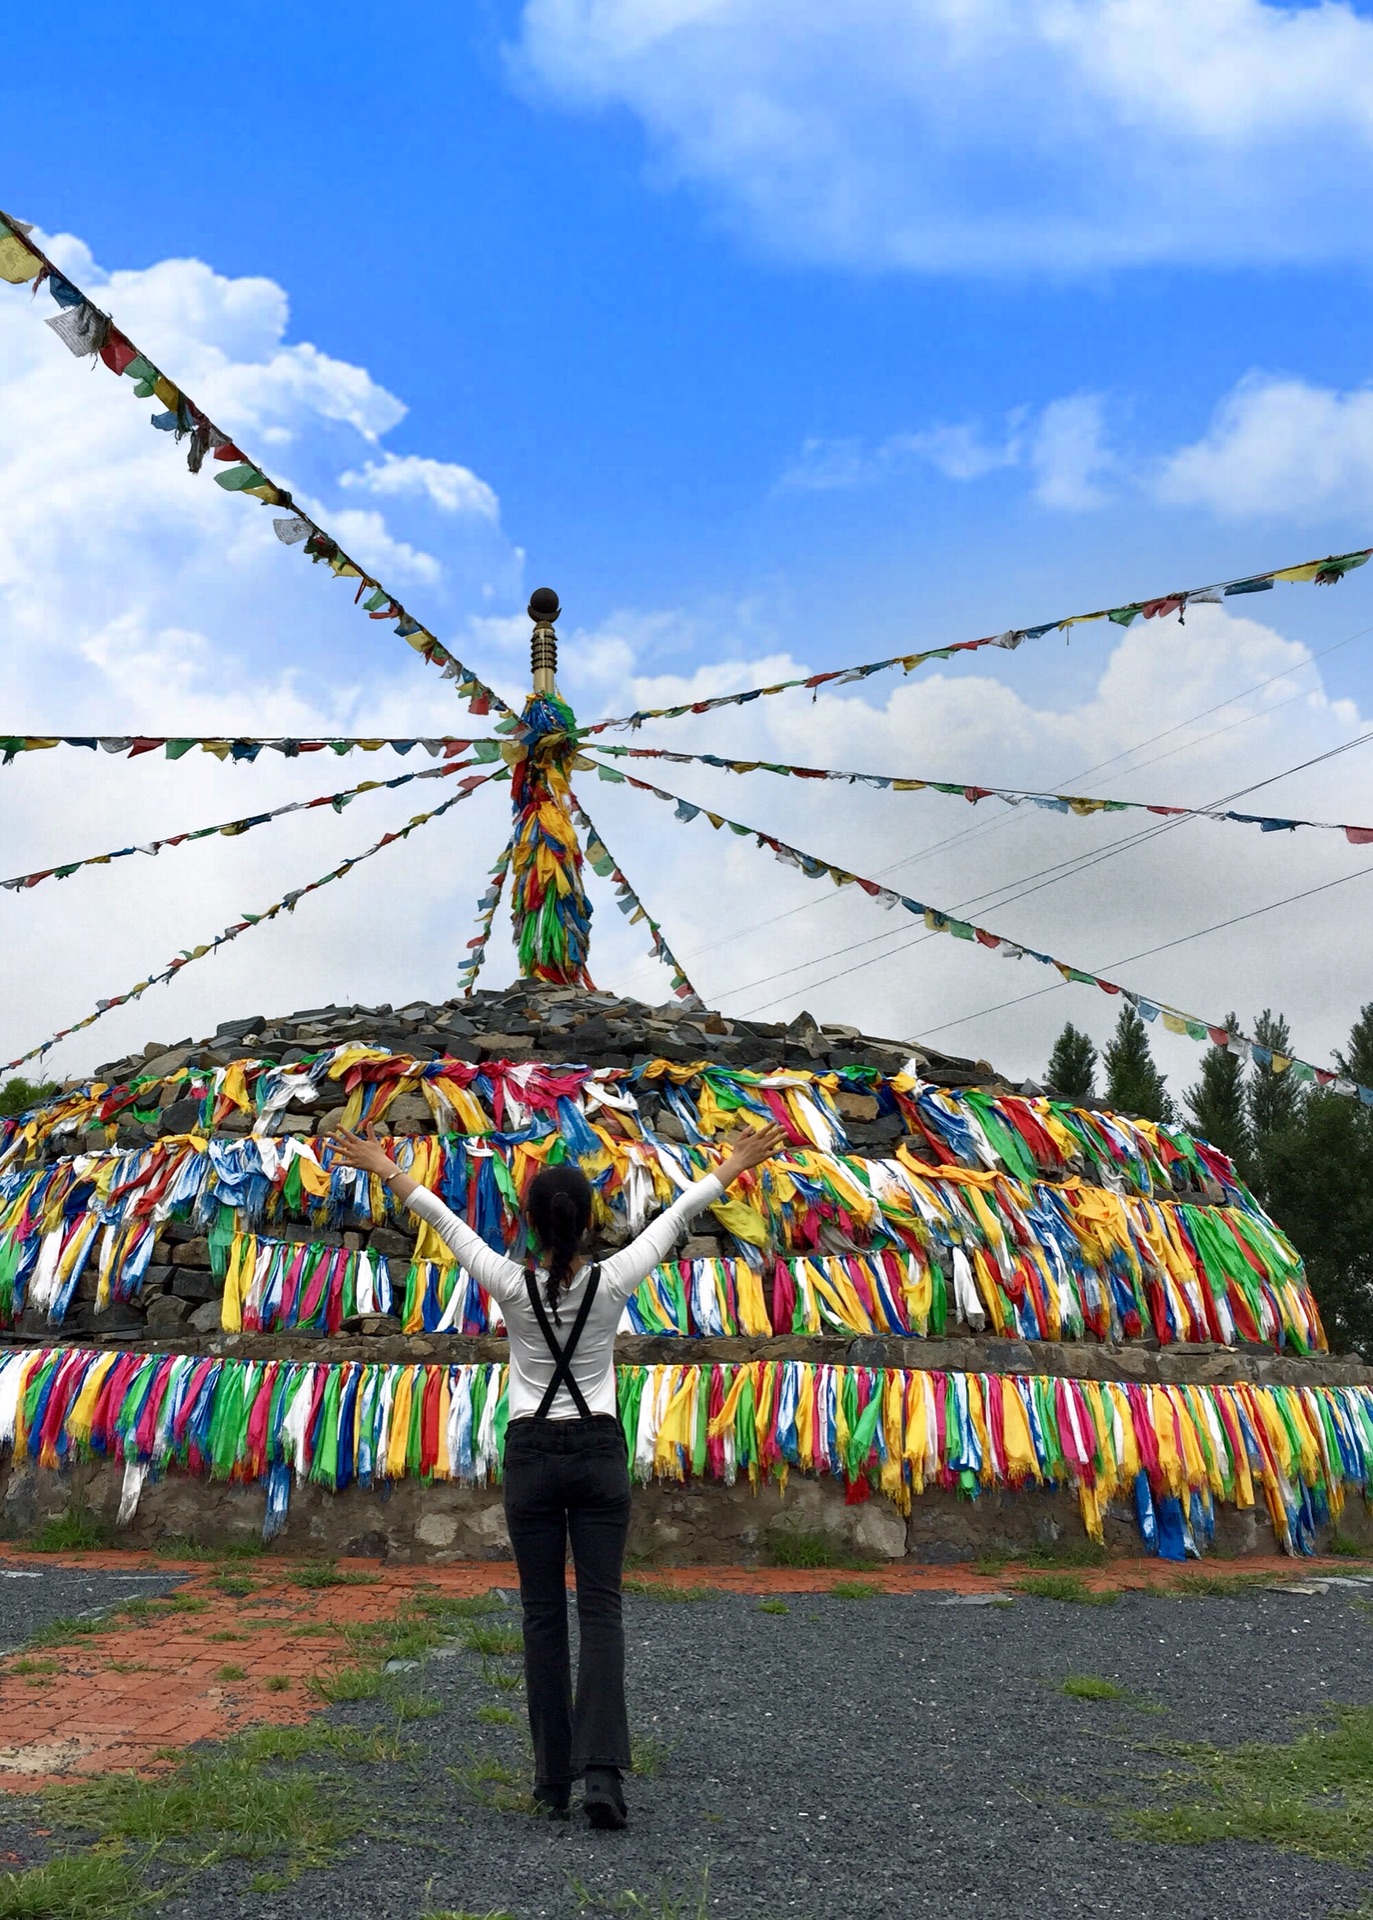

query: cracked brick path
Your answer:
[0,1547,1362,1786]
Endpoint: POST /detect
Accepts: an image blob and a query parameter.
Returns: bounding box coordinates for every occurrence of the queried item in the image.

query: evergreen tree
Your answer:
[1103,1005,1173,1122]
[1045,1022,1097,1100]
[1337,1001,1373,1091]
[1184,1012,1250,1169]
[0,1078,56,1118]
[1263,1091,1373,1358]
[1247,1008,1304,1164]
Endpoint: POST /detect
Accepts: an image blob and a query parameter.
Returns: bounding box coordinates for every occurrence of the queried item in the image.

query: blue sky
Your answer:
[4,0,1373,1090]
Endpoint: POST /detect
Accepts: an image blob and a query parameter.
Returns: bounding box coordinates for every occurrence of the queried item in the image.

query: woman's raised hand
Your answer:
[714,1120,788,1190]
[329,1124,397,1180]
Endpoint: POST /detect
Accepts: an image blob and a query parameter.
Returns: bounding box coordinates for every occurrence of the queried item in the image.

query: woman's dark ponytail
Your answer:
[524,1165,594,1323]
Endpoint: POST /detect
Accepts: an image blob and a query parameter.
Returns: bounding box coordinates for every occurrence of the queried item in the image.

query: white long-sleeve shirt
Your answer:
[405,1174,725,1421]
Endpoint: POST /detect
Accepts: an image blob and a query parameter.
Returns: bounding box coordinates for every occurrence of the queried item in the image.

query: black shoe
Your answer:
[583,1766,628,1830]
[533,1783,571,1819]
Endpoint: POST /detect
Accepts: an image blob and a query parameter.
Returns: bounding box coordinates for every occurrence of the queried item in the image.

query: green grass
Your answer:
[214,1665,246,1683]
[1166,1572,1268,1599]
[210,1574,256,1598]
[622,1581,714,1603]
[423,1910,516,1919]
[764,1527,879,1572]
[205,1632,246,1644]
[0,1851,147,1918]
[1020,1538,1112,1569]
[474,1705,517,1725]
[450,1756,532,1813]
[309,1665,388,1705]
[459,1624,523,1658]
[27,1508,114,1554]
[757,1599,790,1615]
[1327,1532,1371,1559]
[1062,1674,1126,1700]
[481,1663,522,1693]
[23,1616,107,1650]
[1013,1573,1116,1606]
[570,1869,711,1917]
[1124,1704,1373,1866]
[631,1735,672,1778]
[287,1562,380,1590]
[264,1675,291,1693]
[973,1555,1008,1577]
[830,1580,882,1599]
[9,1658,59,1677]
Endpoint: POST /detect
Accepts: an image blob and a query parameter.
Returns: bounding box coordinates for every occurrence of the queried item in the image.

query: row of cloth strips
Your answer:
[0,1049,1260,1209]
[604,761,1373,1107]
[591,747,1373,845]
[0,777,500,1074]
[0,213,510,718]
[3,210,1370,750]
[4,1346,1370,1556]
[0,1142,1322,1351]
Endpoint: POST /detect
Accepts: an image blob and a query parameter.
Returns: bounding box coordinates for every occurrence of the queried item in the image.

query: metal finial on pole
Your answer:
[528,587,560,695]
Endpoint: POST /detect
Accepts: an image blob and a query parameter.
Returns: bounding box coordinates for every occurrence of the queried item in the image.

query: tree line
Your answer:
[1046,1004,1373,1357]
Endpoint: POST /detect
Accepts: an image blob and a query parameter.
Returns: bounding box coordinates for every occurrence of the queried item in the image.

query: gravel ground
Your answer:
[0,1562,185,1653]
[35,1578,1373,1920]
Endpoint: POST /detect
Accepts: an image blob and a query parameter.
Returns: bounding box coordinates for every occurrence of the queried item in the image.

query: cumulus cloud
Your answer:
[0,228,524,1079]
[340,453,501,519]
[1156,375,1373,519]
[513,0,1373,271]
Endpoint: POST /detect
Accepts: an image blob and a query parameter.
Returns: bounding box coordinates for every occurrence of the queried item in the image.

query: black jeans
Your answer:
[502,1413,633,1787]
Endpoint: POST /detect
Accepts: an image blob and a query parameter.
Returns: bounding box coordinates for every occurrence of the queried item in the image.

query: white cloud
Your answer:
[340,453,501,519]
[0,229,525,1080]
[513,0,1373,271]
[1029,394,1114,510]
[1157,375,1373,518]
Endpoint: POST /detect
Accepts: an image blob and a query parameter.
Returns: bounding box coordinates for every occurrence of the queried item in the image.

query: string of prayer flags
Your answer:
[222,1230,393,1334]
[609,761,1373,1110]
[1,770,503,1073]
[593,746,1373,846]
[0,735,499,768]
[580,546,1373,736]
[458,836,514,997]
[508,692,593,984]
[568,790,704,1005]
[0,210,513,720]
[0,1343,1367,1555]
[0,757,482,896]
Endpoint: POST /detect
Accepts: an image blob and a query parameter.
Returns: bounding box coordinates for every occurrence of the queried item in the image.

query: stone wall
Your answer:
[6,1451,1369,1568]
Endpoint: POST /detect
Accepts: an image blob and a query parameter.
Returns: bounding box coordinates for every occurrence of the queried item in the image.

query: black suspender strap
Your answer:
[523,1264,602,1420]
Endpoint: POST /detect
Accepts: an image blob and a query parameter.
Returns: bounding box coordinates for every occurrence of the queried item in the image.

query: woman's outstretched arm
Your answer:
[600,1121,788,1300]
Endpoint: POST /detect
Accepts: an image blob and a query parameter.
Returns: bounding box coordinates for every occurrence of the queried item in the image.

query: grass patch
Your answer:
[9,1658,59,1678]
[1166,1572,1268,1599]
[1020,1538,1112,1570]
[287,1562,379,1591]
[215,1665,246,1683]
[631,1735,672,1778]
[974,1555,1008,1577]
[264,1675,291,1694]
[309,1665,387,1705]
[622,1581,713,1604]
[459,1624,523,1658]
[42,1722,399,1889]
[103,1663,151,1676]
[0,1850,147,1918]
[22,1616,107,1651]
[1062,1673,1126,1701]
[424,1911,516,1920]
[27,1508,113,1554]
[1123,1704,1373,1866]
[210,1574,256,1598]
[757,1599,790,1615]
[482,1662,522,1693]
[450,1756,532,1813]
[764,1527,879,1572]
[1328,1532,1371,1559]
[1014,1573,1116,1607]
[571,1869,711,1917]
[205,1632,246,1645]
[475,1705,517,1726]
[148,1536,218,1562]
[830,1580,882,1599]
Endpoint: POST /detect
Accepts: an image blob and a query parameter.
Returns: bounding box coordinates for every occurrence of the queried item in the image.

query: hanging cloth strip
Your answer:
[0,755,490,895]
[568,788,704,1005]
[458,835,515,998]
[0,209,512,720]
[2,769,504,1072]
[579,548,1372,736]
[600,761,1373,1110]
[592,746,1373,846]
[0,736,501,768]
[0,1344,1368,1557]
[508,691,593,984]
